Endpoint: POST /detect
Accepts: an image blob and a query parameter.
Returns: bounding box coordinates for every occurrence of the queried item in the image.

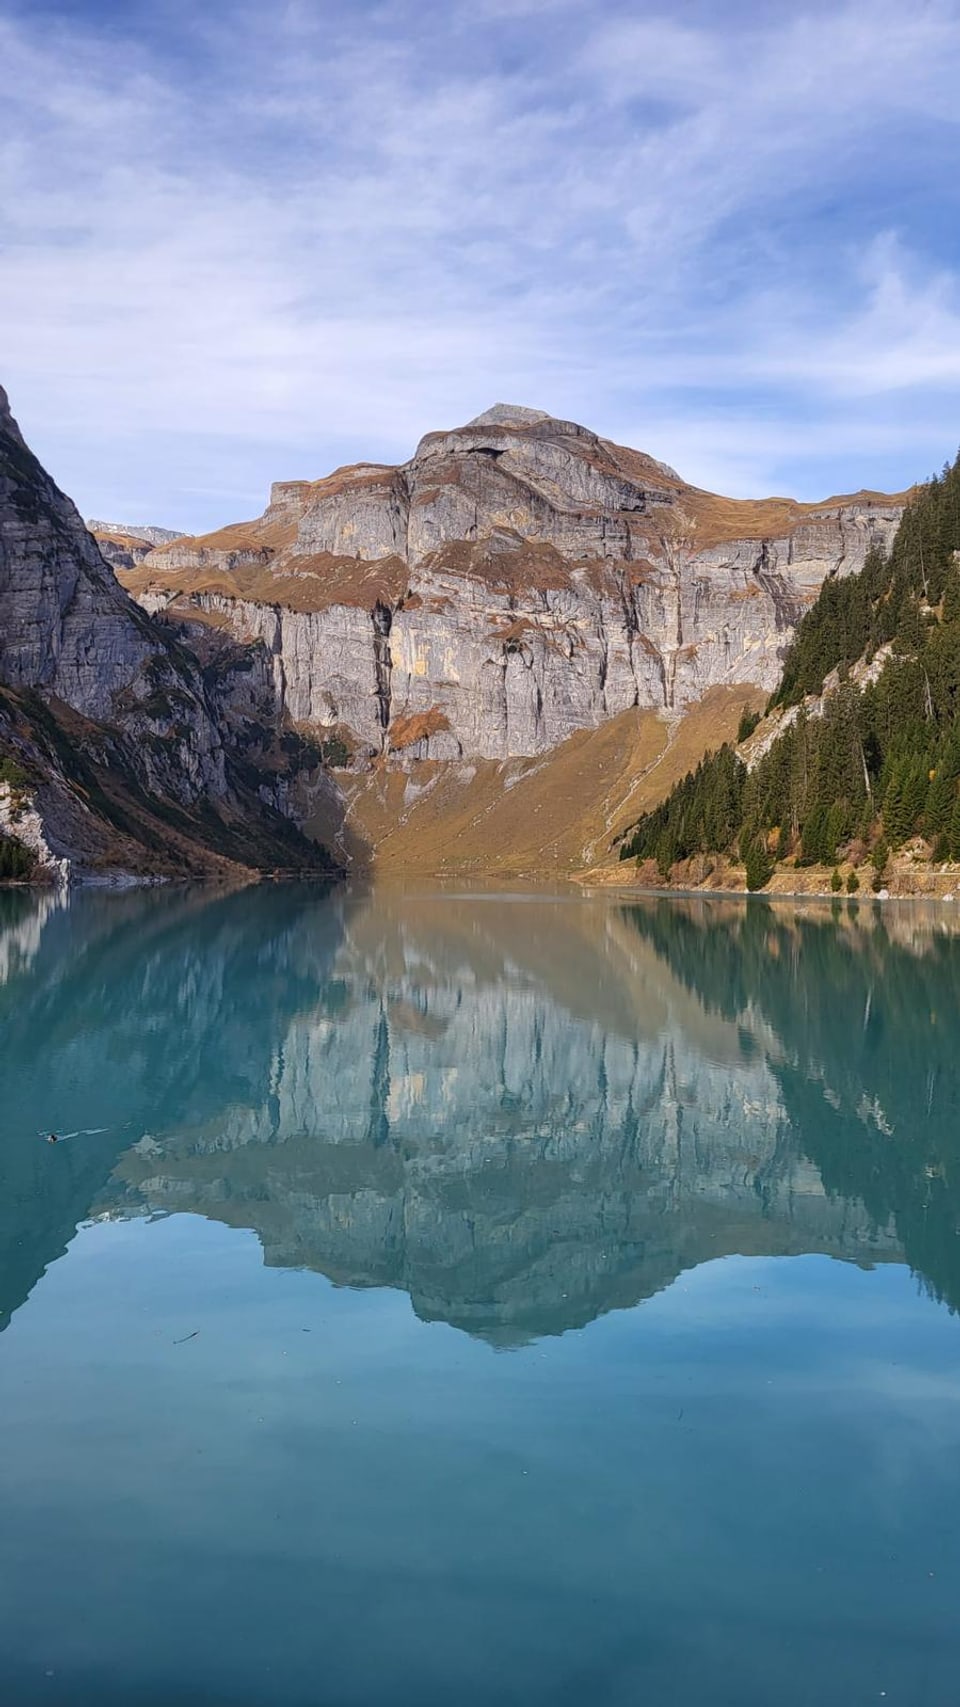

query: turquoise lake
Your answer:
[1,883,959,1705]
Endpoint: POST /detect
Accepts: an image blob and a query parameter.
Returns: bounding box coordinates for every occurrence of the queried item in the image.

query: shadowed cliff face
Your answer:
[0,383,337,878]
[0,384,228,793]
[6,886,960,1343]
[122,405,905,763]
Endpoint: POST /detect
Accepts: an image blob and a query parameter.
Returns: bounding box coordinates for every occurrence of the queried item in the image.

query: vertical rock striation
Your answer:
[0,383,336,878]
[122,405,906,764]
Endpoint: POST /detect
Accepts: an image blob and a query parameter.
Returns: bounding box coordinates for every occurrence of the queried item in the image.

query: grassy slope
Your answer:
[321,685,761,879]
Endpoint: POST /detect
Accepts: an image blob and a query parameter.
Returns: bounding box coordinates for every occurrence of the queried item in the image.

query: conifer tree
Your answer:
[744,836,774,891]
[949,796,960,862]
[925,766,956,839]
[621,445,960,881]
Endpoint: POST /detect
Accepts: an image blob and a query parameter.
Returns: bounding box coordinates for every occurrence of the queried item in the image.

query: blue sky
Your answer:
[2,0,960,530]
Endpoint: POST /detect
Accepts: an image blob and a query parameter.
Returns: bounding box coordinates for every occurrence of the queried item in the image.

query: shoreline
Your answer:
[0,865,341,893]
[575,878,960,910]
[6,858,960,911]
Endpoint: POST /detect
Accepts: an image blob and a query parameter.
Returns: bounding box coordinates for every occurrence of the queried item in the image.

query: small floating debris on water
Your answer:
[173,1331,199,1345]
[39,1126,110,1144]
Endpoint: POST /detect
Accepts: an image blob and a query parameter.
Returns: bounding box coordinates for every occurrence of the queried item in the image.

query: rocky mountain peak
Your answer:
[119,404,907,774]
[465,403,557,428]
[414,404,598,465]
[0,384,24,446]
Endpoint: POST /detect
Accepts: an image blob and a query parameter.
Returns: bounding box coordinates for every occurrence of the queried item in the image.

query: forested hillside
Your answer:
[621,452,960,890]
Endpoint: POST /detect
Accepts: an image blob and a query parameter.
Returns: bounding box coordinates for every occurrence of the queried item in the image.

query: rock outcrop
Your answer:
[88,521,182,571]
[0,383,336,880]
[88,522,182,546]
[122,405,906,763]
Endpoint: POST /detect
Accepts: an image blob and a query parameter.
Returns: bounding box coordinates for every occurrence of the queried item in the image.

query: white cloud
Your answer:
[1,0,959,526]
[740,240,960,395]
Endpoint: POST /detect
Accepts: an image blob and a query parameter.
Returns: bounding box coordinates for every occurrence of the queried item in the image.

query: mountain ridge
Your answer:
[118,406,906,780]
[0,387,919,883]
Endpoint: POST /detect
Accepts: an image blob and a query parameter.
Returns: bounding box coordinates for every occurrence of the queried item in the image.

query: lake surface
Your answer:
[1,884,959,1706]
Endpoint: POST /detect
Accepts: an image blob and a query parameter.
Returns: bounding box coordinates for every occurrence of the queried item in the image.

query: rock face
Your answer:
[0,383,224,801]
[0,382,335,879]
[87,522,183,571]
[88,522,182,546]
[123,405,906,762]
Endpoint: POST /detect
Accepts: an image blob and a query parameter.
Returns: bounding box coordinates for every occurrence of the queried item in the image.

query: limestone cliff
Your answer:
[87,521,182,571]
[122,404,905,764]
[0,384,335,880]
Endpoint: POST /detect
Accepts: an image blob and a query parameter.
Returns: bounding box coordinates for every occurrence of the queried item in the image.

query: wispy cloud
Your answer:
[2,0,960,527]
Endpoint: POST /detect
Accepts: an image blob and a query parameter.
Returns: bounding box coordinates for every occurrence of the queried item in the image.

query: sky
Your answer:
[2,0,960,531]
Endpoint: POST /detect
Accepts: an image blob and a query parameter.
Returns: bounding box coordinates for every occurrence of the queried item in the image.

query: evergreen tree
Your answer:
[737,706,761,744]
[822,803,848,865]
[656,827,677,878]
[950,796,960,862]
[800,805,827,866]
[925,765,957,839]
[621,445,960,882]
[0,833,33,880]
[744,836,774,891]
[882,760,917,844]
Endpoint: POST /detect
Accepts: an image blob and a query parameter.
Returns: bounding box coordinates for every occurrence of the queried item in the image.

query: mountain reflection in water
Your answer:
[1,884,957,1341]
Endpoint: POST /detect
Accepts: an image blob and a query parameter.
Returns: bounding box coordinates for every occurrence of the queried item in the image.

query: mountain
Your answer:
[0,384,338,882]
[87,521,183,571]
[618,449,960,895]
[121,405,904,767]
[0,390,911,883]
[88,522,182,545]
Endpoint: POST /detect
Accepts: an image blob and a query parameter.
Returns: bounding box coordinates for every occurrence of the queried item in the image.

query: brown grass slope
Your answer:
[324,685,761,879]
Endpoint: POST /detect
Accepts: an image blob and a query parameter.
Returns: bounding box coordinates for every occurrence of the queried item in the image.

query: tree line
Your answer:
[620,448,960,887]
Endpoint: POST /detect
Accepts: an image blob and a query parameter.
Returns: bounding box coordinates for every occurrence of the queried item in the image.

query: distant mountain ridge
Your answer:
[87,521,183,545]
[87,520,184,572]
